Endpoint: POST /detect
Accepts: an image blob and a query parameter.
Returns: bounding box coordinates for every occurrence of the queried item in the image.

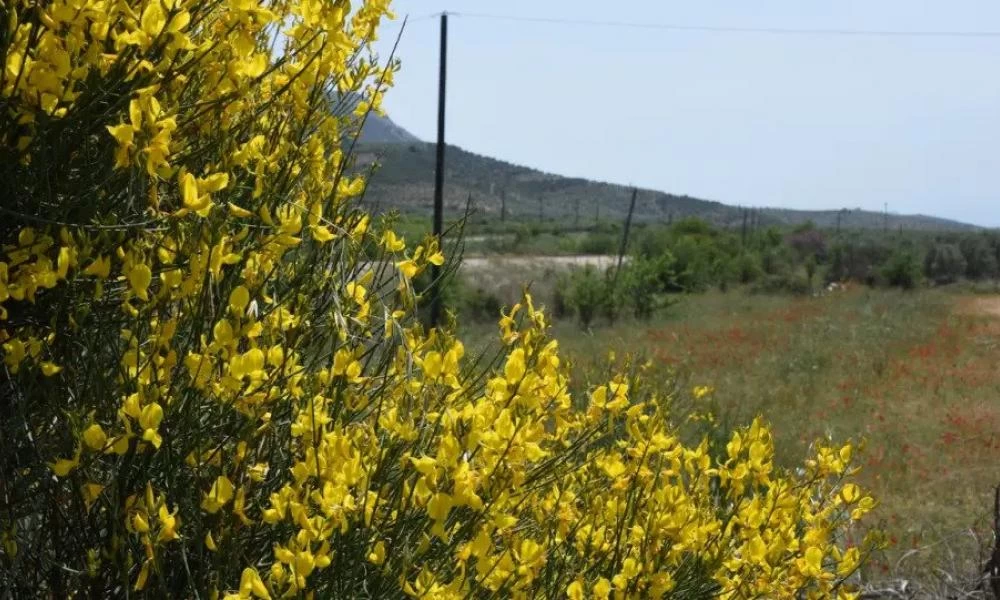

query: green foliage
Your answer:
[761,247,793,276]
[749,273,813,296]
[959,235,999,280]
[568,266,606,328]
[621,256,679,319]
[924,243,967,285]
[730,253,763,284]
[575,231,619,255]
[881,250,922,289]
[552,276,572,320]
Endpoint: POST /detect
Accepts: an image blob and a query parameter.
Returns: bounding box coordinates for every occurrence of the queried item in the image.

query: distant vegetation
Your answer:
[627,217,1000,293]
[433,215,1000,327]
[360,142,977,231]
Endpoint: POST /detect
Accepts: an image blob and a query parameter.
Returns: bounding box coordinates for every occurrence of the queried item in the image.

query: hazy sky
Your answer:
[374,1,1000,226]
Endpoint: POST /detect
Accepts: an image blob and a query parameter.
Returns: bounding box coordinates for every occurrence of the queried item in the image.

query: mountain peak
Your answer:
[358,112,421,144]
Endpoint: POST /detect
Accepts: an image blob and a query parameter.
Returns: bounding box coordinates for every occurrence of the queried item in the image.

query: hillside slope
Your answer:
[355,136,975,231]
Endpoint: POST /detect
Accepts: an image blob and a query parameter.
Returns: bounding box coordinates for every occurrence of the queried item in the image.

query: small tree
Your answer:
[925,243,967,285]
[568,266,606,327]
[882,250,923,289]
[960,236,999,280]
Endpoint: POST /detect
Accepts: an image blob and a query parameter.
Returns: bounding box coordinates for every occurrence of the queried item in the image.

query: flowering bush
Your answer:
[0,0,878,597]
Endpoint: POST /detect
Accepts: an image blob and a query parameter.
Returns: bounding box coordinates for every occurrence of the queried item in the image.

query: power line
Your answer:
[439,11,1000,39]
[405,12,444,23]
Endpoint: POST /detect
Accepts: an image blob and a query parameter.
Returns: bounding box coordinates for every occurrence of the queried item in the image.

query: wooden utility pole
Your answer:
[574,197,580,228]
[500,189,506,223]
[615,188,639,275]
[538,196,543,222]
[429,12,447,327]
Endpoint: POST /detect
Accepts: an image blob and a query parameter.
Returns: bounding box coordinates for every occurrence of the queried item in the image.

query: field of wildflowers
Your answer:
[530,288,1000,592]
[0,0,882,597]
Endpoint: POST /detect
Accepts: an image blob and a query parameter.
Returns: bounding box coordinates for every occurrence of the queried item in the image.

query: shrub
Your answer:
[568,266,607,327]
[786,226,828,263]
[0,2,878,597]
[551,275,572,320]
[576,231,618,255]
[457,283,504,323]
[731,252,764,284]
[960,236,999,280]
[761,247,793,277]
[621,255,678,319]
[668,237,716,292]
[749,273,813,296]
[881,250,922,289]
[924,243,967,285]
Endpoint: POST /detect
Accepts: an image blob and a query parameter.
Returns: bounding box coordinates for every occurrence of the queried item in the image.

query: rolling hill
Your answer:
[355,116,976,231]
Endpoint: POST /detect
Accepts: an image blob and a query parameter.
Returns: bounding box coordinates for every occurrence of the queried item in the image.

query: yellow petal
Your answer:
[198,172,229,193]
[133,560,151,591]
[83,256,111,278]
[132,513,150,533]
[127,264,152,301]
[227,202,254,218]
[228,286,250,315]
[81,483,104,510]
[139,402,163,430]
[106,124,134,146]
[40,361,62,376]
[50,456,79,477]
[240,567,271,599]
[311,225,335,243]
[83,423,107,451]
[396,260,418,280]
[180,172,209,212]
[140,2,166,37]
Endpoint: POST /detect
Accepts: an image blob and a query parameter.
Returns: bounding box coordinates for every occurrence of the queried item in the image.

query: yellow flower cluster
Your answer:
[0,0,879,597]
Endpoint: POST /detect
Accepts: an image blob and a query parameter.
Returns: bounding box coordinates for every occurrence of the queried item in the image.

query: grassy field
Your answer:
[462,285,1000,589]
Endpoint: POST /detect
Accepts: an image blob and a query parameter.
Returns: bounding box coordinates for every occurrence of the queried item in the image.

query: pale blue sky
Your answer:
[374,1,1000,226]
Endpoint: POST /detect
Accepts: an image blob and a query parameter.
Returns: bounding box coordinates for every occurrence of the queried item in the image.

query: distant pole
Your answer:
[615,188,639,275]
[500,189,506,223]
[595,198,600,226]
[538,196,543,222]
[883,202,888,233]
[740,206,748,247]
[574,197,580,228]
[430,12,448,327]
[836,209,842,235]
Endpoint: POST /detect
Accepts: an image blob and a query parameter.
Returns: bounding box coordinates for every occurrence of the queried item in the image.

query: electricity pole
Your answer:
[616,188,639,275]
[430,12,447,327]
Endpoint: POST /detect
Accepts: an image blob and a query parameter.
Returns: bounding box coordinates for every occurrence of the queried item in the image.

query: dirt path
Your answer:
[460,255,620,270]
[955,296,1000,318]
